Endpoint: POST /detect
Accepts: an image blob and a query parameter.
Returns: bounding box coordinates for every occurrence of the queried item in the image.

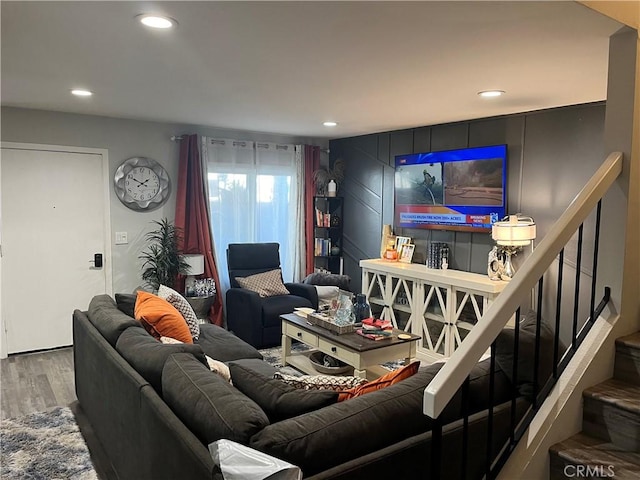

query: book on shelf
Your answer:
[314,237,332,256]
[315,208,332,228]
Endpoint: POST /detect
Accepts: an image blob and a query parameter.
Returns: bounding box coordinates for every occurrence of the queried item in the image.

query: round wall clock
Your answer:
[114,157,171,211]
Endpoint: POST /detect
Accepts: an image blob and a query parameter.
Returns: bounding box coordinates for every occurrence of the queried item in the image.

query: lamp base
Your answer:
[501,252,515,281]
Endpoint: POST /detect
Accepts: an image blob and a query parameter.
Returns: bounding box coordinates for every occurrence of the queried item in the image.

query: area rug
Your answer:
[259,342,311,376]
[1,406,97,480]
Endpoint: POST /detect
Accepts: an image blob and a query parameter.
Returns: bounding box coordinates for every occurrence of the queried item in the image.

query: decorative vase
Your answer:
[330,246,341,256]
[327,180,337,197]
[352,293,371,322]
[334,293,356,325]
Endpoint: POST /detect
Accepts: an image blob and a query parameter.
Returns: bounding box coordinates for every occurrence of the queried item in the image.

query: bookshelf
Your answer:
[313,196,344,274]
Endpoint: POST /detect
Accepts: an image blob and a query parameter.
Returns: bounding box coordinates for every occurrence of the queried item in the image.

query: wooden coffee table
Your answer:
[281,313,420,379]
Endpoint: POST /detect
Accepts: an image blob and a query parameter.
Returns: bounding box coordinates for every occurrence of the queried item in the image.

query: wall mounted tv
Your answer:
[394,144,507,232]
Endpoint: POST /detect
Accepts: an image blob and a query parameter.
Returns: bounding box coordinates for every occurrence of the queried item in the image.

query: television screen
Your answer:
[394,145,507,232]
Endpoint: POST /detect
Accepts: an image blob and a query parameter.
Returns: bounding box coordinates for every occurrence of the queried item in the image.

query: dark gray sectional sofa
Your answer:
[73,294,529,479]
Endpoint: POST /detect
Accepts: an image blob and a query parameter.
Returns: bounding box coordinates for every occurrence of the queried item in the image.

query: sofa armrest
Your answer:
[226,288,264,347]
[285,282,318,309]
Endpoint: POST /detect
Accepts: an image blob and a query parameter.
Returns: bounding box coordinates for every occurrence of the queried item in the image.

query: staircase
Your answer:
[549,332,640,479]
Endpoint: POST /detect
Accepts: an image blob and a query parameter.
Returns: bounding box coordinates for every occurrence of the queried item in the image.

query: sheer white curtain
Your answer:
[202,137,302,293]
[293,145,306,280]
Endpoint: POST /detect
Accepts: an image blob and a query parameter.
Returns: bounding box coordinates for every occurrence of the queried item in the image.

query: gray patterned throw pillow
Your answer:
[158,285,200,341]
[274,372,368,391]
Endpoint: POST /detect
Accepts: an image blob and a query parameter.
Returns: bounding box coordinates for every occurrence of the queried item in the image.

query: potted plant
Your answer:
[139,219,190,291]
[313,158,345,196]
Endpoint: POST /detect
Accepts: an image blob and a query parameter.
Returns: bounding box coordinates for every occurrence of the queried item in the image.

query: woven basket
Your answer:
[307,312,356,335]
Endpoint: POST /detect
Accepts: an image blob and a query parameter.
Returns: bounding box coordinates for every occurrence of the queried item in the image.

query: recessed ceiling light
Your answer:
[478,90,505,98]
[71,89,93,97]
[137,14,176,29]
[323,121,338,127]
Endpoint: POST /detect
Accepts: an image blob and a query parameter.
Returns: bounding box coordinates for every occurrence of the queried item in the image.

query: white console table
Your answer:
[360,259,508,362]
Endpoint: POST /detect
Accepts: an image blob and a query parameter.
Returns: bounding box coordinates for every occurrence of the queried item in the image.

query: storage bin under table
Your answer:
[280,313,420,380]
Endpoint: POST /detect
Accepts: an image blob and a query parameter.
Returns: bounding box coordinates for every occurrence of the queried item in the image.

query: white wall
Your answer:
[0,107,327,295]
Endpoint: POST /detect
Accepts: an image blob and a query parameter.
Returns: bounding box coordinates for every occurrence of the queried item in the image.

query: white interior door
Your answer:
[1,145,111,354]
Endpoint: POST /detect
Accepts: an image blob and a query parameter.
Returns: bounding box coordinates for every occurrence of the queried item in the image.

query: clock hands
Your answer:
[132,178,151,188]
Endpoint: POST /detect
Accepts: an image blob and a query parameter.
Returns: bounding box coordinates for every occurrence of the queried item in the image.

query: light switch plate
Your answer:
[115,232,128,245]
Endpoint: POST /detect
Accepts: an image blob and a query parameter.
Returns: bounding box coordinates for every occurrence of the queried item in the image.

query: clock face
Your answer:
[114,157,170,211]
[126,166,160,202]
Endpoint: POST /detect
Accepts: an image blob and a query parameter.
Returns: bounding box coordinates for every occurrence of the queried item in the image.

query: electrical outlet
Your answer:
[115,232,128,245]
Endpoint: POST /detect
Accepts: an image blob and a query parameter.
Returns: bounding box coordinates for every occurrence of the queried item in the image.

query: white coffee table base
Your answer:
[281,315,418,380]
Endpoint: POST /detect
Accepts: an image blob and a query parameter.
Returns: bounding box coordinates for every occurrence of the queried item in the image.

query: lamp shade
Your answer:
[492,215,536,246]
[182,254,205,276]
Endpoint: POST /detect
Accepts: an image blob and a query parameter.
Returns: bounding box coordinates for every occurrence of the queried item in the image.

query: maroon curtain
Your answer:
[175,134,224,326]
[304,145,321,275]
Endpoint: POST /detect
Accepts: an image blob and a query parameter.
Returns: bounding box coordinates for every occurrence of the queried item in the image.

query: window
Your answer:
[203,139,300,292]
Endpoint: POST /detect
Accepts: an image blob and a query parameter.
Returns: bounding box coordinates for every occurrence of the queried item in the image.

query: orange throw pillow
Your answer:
[134,291,193,344]
[338,361,420,402]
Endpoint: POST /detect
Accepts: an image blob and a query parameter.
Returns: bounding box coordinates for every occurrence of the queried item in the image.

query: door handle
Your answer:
[89,253,103,268]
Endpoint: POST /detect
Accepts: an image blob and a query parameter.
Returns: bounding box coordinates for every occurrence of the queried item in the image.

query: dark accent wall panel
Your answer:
[431,123,469,151]
[521,104,606,274]
[331,135,386,291]
[330,102,605,291]
[377,133,390,165]
[389,130,414,165]
[469,116,526,214]
[413,127,431,153]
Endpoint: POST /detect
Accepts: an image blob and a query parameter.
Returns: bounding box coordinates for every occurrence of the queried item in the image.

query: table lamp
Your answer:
[491,215,536,280]
[182,254,204,296]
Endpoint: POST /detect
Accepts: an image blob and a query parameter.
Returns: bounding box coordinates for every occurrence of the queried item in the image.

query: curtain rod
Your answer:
[171,135,329,153]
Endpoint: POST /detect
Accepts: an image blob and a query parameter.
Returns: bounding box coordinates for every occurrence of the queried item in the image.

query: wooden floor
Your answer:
[1,347,76,420]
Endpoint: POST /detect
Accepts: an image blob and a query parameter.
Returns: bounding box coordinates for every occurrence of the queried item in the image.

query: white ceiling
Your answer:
[1,1,622,139]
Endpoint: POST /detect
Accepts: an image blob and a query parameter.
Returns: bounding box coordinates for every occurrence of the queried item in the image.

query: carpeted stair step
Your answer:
[614,332,640,385]
[582,378,640,452]
[549,432,640,480]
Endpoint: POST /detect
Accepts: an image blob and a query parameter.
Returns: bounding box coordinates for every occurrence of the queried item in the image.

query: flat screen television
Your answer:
[394,144,507,232]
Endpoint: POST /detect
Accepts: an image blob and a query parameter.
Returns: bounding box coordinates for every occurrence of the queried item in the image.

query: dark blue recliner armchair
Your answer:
[226,242,318,349]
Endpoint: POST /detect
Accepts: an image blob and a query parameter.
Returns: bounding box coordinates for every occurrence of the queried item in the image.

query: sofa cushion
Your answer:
[250,358,512,475]
[162,353,269,445]
[228,358,278,378]
[229,363,338,422]
[115,293,137,318]
[495,310,558,397]
[161,335,231,382]
[88,294,142,347]
[249,362,444,475]
[197,323,263,362]
[261,295,313,328]
[236,269,290,298]
[115,326,206,393]
[157,285,200,341]
[134,291,193,344]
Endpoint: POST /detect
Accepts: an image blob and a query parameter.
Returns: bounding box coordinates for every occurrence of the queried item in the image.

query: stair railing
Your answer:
[423,151,623,478]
